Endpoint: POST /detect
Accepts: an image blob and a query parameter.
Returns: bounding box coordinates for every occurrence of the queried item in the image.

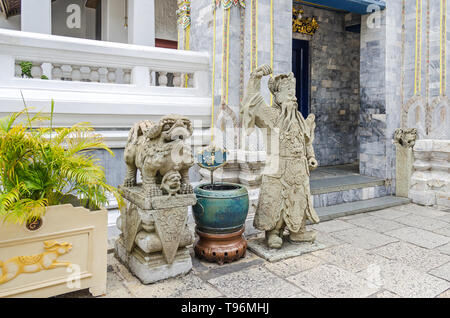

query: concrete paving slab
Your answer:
[358,260,450,298]
[368,290,401,298]
[314,231,346,248]
[287,264,379,298]
[394,214,449,231]
[311,219,356,233]
[103,272,134,298]
[195,258,265,281]
[392,204,450,218]
[247,237,326,262]
[124,272,223,298]
[437,243,450,256]
[433,227,450,237]
[438,214,450,223]
[344,215,404,233]
[429,262,450,282]
[437,289,450,298]
[330,227,398,250]
[371,241,450,272]
[312,244,389,272]
[207,266,302,298]
[287,291,316,298]
[384,227,450,249]
[367,208,411,220]
[264,254,325,278]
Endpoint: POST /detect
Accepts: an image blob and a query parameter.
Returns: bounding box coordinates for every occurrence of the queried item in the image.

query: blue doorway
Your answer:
[292,39,310,118]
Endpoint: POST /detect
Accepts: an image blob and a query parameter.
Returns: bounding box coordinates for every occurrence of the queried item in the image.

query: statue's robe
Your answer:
[241,94,320,233]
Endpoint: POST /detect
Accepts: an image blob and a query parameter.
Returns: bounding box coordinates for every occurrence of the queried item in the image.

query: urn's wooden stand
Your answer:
[194,227,247,265]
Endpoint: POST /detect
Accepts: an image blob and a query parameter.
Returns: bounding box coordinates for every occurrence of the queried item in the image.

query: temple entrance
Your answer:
[289,3,407,218]
[292,39,310,119]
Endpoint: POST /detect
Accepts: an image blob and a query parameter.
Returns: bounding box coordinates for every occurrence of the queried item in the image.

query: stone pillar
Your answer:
[21,0,52,34]
[393,128,417,197]
[190,0,292,235]
[360,1,403,197]
[359,10,387,180]
[128,0,155,46]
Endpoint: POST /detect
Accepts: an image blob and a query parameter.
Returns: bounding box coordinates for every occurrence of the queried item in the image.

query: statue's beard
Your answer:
[275,99,306,132]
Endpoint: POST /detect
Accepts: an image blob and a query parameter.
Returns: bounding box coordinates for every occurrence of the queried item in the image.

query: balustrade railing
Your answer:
[0,29,208,92]
[0,29,211,128]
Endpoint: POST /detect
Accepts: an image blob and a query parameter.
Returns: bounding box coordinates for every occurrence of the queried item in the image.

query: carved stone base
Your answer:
[194,227,247,265]
[247,236,326,262]
[115,237,192,284]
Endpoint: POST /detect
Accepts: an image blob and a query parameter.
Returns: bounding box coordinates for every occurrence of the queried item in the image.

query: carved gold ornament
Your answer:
[292,7,319,36]
[0,240,72,284]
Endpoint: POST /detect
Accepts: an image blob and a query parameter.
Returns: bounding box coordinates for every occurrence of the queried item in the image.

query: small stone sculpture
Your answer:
[241,64,320,249]
[115,114,196,284]
[393,128,417,148]
[123,114,194,196]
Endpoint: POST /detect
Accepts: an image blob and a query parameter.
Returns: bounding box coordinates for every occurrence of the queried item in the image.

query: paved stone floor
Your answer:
[60,203,450,298]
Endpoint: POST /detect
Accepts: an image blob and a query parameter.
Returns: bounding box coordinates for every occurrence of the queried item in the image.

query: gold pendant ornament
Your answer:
[292,7,319,36]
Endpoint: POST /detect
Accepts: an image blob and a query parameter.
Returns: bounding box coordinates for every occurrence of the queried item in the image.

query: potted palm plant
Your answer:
[0,102,122,298]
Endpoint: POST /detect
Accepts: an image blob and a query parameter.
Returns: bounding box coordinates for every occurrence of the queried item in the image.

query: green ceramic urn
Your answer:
[192,182,249,234]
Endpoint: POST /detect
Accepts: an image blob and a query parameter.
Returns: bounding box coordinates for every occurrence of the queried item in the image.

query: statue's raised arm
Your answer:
[240,64,279,135]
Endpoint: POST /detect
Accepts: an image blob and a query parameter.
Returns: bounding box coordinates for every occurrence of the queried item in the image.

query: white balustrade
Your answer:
[409,140,450,207]
[0,29,211,129]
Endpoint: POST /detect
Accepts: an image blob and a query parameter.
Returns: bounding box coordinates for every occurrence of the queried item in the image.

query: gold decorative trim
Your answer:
[0,241,72,285]
[293,7,318,36]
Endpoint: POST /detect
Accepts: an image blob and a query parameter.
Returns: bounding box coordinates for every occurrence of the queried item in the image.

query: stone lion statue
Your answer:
[393,128,417,148]
[123,114,194,197]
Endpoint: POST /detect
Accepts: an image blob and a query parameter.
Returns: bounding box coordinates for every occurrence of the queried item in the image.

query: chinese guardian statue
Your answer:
[241,64,320,249]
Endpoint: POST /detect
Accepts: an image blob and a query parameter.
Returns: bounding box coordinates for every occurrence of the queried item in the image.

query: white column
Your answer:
[0,55,15,83]
[21,0,52,34]
[101,0,128,43]
[131,66,150,87]
[128,0,155,46]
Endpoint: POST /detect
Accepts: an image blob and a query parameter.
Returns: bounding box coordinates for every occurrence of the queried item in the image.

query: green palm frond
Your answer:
[0,102,123,225]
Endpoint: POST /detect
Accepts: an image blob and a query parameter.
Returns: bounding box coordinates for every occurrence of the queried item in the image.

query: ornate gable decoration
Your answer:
[293,7,319,36]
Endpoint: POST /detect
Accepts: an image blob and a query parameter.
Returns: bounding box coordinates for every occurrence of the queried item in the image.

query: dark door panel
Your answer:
[292,39,310,118]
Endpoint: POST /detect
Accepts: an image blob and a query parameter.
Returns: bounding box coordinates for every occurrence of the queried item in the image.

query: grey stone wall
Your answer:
[385,0,403,191]
[401,0,450,139]
[294,6,361,167]
[90,148,125,188]
[359,10,387,179]
[190,0,292,155]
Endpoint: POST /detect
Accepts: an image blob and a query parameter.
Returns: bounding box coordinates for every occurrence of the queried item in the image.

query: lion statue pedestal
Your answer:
[114,115,196,284]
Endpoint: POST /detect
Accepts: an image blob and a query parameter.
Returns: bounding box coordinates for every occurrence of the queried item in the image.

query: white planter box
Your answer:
[0,204,107,298]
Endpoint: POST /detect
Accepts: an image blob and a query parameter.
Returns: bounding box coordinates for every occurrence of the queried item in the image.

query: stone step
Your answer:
[310,174,385,194]
[315,196,411,222]
[311,175,388,208]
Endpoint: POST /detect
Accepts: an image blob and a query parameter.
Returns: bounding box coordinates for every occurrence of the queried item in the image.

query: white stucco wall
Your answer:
[0,0,176,43]
[101,0,128,43]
